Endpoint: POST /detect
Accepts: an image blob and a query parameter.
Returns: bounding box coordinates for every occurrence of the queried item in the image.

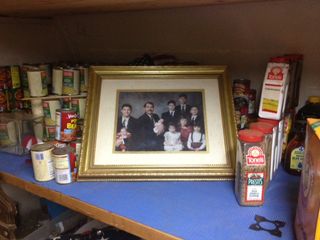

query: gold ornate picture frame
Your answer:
[78,66,236,181]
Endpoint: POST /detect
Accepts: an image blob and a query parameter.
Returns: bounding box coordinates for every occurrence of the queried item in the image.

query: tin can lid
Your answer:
[257,118,279,127]
[238,129,265,143]
[31,143,54,152]
[52,146,69,155]
[249,122,274,134]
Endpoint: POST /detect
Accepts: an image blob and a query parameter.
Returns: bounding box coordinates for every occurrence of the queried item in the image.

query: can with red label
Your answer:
[55,109,78,142]
[71,98,86,119]
[62,97,71,109]
[62,69,80,95]
[52,147,73,184]
[0,67,9,89]
[0,89,8,112]
[8,88,24,111]
[70,137,82,162]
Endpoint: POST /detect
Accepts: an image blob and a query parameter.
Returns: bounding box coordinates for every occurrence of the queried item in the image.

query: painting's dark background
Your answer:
[117,91,204,118]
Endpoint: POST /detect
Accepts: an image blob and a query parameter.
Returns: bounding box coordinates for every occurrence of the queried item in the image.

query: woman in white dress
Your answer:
[163,123,183,151]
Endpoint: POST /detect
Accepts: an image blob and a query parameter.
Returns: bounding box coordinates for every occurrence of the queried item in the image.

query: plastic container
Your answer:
[249,122,274,187]
[235,129,266,206]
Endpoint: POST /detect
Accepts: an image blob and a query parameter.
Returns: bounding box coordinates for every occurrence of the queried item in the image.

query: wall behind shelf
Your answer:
[0,17,69,66]
[54,0,320,107]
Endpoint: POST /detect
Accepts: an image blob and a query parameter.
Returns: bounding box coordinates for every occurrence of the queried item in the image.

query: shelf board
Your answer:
[22,94,87,101]
[1,0,277,17]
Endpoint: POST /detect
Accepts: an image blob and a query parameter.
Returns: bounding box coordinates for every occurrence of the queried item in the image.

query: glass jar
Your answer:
[235,129,266,206]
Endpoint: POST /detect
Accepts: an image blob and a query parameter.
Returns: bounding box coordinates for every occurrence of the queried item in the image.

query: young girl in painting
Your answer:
[163,123,183,151]
[115,127,132,152]
[179,117,192,149]
[187,124,206,151]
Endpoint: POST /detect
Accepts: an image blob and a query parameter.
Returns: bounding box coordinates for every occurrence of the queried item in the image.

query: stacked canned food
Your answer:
[232,79,257,130]
[0,65,24,113]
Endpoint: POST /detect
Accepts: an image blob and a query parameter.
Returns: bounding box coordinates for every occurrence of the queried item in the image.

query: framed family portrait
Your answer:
[78,66,236,181]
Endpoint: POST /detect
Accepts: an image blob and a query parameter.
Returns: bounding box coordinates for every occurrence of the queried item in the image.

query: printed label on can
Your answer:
[63,70,79,95]
[245,172,264,202]
[55,168,72,184]
[31,148,55,181]
[45,126,56,141]
[246,146,265,165]
[10,66,21,89]
[55,110,77,142]
[0,90,8,112]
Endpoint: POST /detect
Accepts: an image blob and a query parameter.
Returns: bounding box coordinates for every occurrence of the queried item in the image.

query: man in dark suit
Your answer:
[161,100,179,129]
[175,94,191,118]
[137,101,163,151]
[188,106,204,130]
[116,104,138,151]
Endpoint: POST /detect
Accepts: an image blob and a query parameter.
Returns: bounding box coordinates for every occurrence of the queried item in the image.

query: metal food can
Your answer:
[233,79,251,98]
[71,98,86,119]
[43,100,61,125]
[52,147,74,184]
[33,117,44,142]
[44,125,56,141]
[30,143,55,181]
[0,120,17,146]
[0,67,9,89]
[7,65,21,89]
[31,99,44,117]
[39,64,52,85]
[0,89,8,112]
[62,69,80,95]
[62,97,71,108]
[21,64,38,98]
[55,109,78,142]
[79,66,89,93]
[8,88,24,111]
[70,138,82,162]
[52,67,63,95]
[47,140,67,149]
[27,70,48,97]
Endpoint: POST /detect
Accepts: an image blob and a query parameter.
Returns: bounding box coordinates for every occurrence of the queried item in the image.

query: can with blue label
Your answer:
[31,143,55,181]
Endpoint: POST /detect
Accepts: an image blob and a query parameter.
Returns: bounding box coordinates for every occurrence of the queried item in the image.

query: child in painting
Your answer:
[115,127,132,152]
[153,118,165,136]
[163,123,183,151]
[187,124,206,151]
[179,117,192,148]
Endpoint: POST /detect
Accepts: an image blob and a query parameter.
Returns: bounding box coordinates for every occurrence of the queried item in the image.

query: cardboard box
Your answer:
[295,118,320,240]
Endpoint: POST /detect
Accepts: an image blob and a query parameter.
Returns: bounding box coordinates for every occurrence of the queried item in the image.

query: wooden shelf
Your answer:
[22,94,87,101]
[1,0,275,17]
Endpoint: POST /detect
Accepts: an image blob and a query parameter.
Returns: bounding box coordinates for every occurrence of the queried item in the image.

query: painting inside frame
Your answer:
[78,66,236,181]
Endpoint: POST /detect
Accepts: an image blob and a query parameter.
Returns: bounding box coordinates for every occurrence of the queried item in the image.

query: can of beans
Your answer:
[52,67,63,95]
[8,88,24,111]
[55,109,78,142]
[0,89,8,112]
[43,100,61,125]
[52,147,75,184]
[7,65,21,89]
[44,125,56,141]
[79,66,89,93]
[27,70,48,97]
[71,98,86,119]
[70,137,82,162]
[63,69,80,95]
[0,67,9,89]
[39,64,52,85]
[62,97,71,108]
[30,143,55,181]
[21,64,38,98]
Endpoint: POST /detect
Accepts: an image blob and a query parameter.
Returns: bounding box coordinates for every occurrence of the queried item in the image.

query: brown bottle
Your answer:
[283,124,305,175]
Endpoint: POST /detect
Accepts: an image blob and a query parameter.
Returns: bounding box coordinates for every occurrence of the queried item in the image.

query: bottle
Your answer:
[283,123,305,175]
[294,96,320,133]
